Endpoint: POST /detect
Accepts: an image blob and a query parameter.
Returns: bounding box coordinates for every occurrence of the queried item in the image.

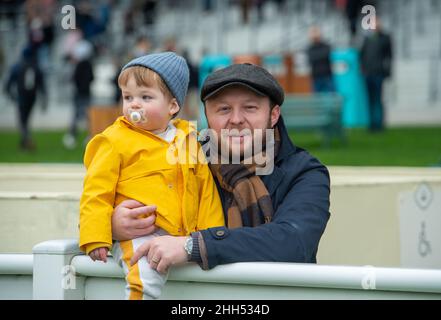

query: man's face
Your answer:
[204,85,280,158]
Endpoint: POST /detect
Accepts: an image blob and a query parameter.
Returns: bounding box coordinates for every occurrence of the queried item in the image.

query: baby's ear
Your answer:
[169,98,180,116]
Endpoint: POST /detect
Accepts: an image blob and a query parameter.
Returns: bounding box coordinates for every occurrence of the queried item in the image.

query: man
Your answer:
[306,26,335,93]
[345,0,364,41]
[360,17,392,132]
[5,46,47,151]
[111,63,331,273]
[63,39,94,149]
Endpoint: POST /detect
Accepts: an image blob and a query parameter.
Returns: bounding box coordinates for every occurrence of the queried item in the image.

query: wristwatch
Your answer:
[184,236,193,260]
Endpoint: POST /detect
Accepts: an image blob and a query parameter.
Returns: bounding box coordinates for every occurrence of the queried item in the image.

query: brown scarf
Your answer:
[209,127,281,228]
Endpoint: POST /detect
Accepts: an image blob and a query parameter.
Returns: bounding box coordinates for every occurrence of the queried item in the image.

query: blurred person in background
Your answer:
[4,46,47,151]
[345,0,363,42]
[123,3,136,38]
[239,0,252,24]
[202,0,214,13]
[181,49,200,121]
[61,29,84,60]
[360,17,392,132]
[75,0,108,42]
[63,40,95,149]
[133,35,152,58]
[163,37,177,53]
[306,26,335,93]
[111,52,125,105]
[0,0,23,30]
[256,0,265,23]
[25,0,56,71]
[142,0,158,26]
[124,0,157,40]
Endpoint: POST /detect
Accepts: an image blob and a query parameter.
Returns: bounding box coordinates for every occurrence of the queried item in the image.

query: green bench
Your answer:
[281,93,346,147]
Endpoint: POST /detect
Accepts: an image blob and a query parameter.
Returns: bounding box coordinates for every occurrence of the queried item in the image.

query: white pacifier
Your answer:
[128,109,147,124]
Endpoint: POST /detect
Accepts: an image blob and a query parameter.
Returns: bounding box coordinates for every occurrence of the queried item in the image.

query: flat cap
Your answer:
[200,63,284,106]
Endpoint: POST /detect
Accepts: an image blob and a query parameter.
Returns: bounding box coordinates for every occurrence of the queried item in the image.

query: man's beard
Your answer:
[218,119,273,163]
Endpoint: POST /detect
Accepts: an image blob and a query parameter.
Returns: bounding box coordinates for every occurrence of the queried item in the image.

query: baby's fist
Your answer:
[89,247,109,263]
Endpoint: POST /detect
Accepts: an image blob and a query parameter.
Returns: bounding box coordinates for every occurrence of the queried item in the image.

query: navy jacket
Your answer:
[199,117,331,269]
[360,31,393,78]
[307,41,333,79]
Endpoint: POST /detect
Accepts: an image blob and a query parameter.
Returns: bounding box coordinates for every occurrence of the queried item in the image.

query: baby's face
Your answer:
[121,76,179,133]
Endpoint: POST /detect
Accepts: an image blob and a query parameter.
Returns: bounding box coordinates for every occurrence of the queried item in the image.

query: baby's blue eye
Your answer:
[143,95,151,100]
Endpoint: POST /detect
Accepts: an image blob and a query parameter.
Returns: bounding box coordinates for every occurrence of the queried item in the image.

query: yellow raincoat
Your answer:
[79,116,224,254]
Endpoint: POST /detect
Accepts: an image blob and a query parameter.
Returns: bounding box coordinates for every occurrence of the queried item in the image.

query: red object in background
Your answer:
[335,0,347,10]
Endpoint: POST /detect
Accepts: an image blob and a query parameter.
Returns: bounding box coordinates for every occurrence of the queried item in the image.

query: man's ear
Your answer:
[270,105,281,128]
[169,99,180,116]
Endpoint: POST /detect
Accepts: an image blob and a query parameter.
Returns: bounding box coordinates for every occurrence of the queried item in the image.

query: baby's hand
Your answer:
[89,247,109,263]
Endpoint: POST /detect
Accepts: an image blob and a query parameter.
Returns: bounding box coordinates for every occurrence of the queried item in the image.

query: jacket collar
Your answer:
[274,116,296,165]
[118,116,196,141]
[260,116,297,196]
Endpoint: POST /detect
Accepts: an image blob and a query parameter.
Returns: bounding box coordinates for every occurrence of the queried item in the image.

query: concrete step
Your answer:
[0,164,84,192]
[0,191,80,253]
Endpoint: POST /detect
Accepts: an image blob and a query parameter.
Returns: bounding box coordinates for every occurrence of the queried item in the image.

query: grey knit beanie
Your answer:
[121,52,190,108]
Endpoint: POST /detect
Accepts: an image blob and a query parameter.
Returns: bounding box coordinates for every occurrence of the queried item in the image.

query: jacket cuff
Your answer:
[190,232,209,270]
[83,242,111,255]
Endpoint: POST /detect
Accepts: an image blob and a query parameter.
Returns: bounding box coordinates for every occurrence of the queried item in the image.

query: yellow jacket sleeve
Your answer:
[195,148,225,230]
[79,134,120,253]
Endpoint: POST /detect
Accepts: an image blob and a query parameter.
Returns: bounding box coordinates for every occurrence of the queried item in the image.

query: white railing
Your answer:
[0,254,33,275]
[0,254,33,300]
[1,239,441,300]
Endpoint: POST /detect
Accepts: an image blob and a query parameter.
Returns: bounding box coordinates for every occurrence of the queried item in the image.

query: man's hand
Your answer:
[130,236,188,274]
[89,247,109,263]
[112,199,158,241]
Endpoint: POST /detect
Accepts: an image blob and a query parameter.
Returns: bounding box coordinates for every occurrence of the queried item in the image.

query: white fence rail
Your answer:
[1,239,441,300]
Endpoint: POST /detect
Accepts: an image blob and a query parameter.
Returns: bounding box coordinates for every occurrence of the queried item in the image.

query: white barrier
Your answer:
[0,254,33,300]
[2,165,441,270]
[2,239,441,300]
[0,165,440,298]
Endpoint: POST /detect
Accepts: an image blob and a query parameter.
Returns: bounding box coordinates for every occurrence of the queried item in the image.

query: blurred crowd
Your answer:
[0,0,393,151]
[0,0,202,150]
